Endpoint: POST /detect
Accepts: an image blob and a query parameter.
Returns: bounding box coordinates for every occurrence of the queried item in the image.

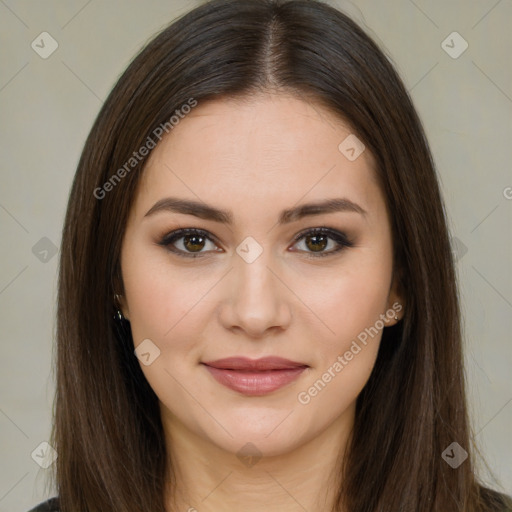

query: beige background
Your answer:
[0,0,511,510]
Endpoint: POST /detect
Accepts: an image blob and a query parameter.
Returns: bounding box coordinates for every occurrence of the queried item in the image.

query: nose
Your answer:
[218,249,292,339]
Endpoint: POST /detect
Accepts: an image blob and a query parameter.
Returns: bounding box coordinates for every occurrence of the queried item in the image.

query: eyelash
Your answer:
[157,227,354,259]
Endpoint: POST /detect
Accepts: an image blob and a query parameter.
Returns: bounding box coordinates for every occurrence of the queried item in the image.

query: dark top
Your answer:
[27,497,59,511]
[28,491,512,511]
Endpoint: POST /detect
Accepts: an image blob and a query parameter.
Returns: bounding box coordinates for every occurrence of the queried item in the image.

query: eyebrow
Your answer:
[144,196,367,224]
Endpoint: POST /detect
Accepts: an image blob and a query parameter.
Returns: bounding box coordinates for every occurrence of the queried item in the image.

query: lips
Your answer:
[203,356,307,371]
[202,357,308,396]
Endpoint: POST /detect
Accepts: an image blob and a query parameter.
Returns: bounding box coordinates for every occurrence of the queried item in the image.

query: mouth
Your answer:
[201,356,309,396]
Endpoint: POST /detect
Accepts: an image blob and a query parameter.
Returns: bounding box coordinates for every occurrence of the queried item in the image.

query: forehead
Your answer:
[133,93,382,221]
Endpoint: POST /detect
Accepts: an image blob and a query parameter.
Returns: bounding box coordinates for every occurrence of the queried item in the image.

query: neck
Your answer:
[162,405,354,512]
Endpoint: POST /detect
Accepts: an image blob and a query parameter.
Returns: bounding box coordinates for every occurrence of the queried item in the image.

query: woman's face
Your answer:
[119,93,402,458]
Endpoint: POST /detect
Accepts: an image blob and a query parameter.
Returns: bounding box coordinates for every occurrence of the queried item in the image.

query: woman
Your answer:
[29,0,511,510]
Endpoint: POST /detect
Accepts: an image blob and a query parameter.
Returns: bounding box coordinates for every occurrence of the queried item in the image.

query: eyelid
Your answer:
[157,226,354,258]
[290,227,354,258]
[291,226,352,245]
[157,228,220,258]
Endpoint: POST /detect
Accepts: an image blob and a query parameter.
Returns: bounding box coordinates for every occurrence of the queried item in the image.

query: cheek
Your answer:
[292,248,392,402]
[122,239,204,340]
[121,244,211,412]
[297,255,392,345]
[294,270,389,417]
[121,240,223,394]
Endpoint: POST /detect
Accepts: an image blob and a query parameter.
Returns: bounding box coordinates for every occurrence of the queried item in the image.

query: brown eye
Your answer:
[304,233,329,252]
[158,228,220,258]
[182,233,207,252]
[291,228,353,257]
[158,227,353,259]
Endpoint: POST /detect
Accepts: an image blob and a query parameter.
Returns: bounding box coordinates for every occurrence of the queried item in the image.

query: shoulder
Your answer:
[24,491,512,512]
[27,497,60,512]
[497,492,512,511]
[480,487,512,512]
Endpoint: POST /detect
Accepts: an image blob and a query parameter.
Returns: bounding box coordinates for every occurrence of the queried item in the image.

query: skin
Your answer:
[119,93,404,512]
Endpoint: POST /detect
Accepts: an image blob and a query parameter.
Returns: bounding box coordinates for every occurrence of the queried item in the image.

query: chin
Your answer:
[193,408,314,459]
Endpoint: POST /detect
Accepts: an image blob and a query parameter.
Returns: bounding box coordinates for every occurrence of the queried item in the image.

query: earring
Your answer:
[113,294,125,320]
[112,294,132,346]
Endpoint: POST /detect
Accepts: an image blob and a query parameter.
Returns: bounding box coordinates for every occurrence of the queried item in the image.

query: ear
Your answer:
[385,269,405,326]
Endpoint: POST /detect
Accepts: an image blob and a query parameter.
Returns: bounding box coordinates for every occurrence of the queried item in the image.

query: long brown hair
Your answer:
[50,0,510,510]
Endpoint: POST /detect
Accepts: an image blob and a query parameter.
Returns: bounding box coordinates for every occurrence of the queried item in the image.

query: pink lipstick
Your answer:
[202,356,308,396]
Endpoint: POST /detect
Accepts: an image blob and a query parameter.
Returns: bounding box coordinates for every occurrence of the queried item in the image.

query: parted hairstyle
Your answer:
[49,0,511,511]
